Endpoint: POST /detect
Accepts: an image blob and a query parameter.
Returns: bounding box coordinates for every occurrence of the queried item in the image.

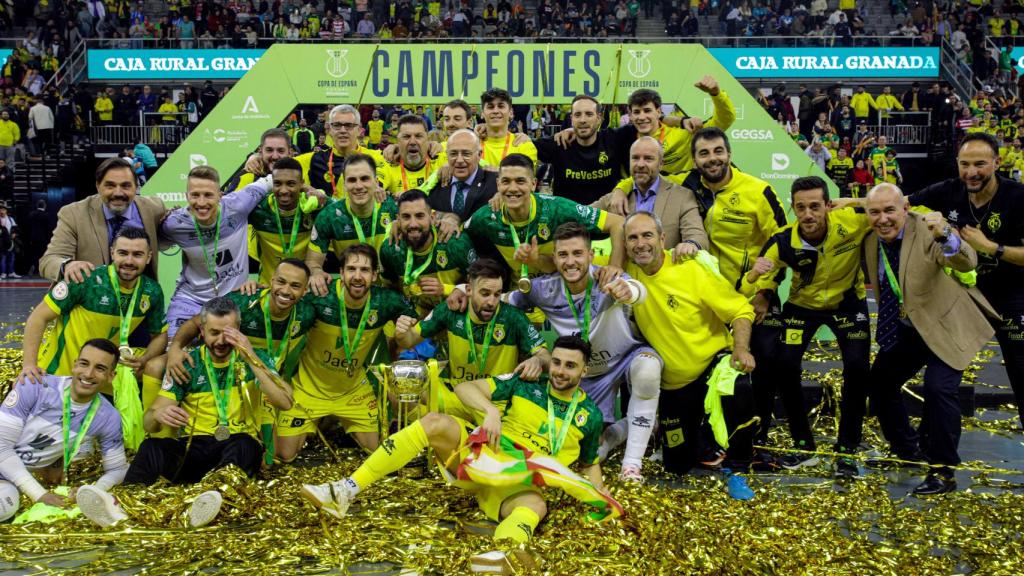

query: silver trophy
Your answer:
[369,359,446,439]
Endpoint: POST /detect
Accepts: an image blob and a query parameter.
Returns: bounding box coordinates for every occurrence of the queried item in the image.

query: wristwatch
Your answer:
[995,244,1006,259]
[58,258,72,280]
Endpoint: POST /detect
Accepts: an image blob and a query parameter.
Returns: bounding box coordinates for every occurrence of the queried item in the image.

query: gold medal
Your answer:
[899,307,907,319]
[410,283,423,296]
[214,425,230,441]
[517,276,532,293]
[118,346,134,360]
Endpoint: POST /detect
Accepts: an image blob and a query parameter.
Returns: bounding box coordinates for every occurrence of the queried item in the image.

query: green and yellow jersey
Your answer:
[309,197,398,258]
[416,302,546,385]
[742,207,871,309]
[225,291,319,378]
[680,168,789,289]
[379,232,476,314]
[465,194,610,276]
[159,346,276,438]
[40,266,167,375]
[483,133,538,168]
[488,373,603,466]
[248,197,327,285]
[627,251,755,389]
[295,284,415,401]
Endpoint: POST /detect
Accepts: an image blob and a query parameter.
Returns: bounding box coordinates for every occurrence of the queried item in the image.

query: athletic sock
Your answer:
[597,419,628,461]
[493,506,541,544]
[350,420,430,489]
[141,373,162,410]
[623,395,658,469]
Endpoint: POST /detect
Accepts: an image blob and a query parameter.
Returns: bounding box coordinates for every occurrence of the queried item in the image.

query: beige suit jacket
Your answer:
[864,212,998,371]
[592,178,709,250]
[39,195,166,282]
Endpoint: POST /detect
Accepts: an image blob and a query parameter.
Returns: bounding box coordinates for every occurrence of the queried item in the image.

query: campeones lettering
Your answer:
[371,49,602,98]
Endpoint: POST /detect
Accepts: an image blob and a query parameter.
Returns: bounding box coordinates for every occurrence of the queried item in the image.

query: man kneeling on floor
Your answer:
[77,297,293,528]
[300,335,623,573]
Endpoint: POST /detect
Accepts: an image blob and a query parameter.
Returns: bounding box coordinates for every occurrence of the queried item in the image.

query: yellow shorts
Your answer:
[277,379,379,436]
[436,383,506,425]
[448,416,539,521]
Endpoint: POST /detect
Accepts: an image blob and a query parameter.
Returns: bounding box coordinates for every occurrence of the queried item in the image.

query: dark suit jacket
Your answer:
[39,195,165,281]
[591,178,709,250]
[864,212,998,371]
[430,168,498,223]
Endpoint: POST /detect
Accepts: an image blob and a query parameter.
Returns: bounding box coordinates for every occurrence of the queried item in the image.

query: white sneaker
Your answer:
[300,480,354,519]
[8,273,20,278]
[469,550,515,575]
[76,485,128,528]
[188,490,223,528]
[0,274,6,279]
[619,465,644,483]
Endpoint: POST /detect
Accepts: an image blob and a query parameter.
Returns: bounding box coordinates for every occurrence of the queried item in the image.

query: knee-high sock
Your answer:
[493,506,541,543]
[350,420,429,489]
[623,354,661,469]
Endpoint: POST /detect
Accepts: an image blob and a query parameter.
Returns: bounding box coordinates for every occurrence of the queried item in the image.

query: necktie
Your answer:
[876,240,901,352]
[109,215,126,244]
[453,181,467,215]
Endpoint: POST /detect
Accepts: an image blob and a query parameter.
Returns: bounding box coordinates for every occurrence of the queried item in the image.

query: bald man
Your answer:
[863,184,997,496]
[592,136,708,261]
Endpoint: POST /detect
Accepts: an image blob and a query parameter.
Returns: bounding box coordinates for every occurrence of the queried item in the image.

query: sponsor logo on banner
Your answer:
[231,96,269,121]
[326,49,350,78]
[627,50,652,78]
[241,96,260,114]
[189,154,208,169]
[730,128,775,141]
[771,153,790,171]
[709,47,940,78]
[87,49,263,80]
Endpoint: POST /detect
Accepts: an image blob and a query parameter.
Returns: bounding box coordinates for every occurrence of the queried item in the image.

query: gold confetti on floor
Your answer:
[2,324,1023,575]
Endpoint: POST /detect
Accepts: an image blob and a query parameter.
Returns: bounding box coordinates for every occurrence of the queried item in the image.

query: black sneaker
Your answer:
[749,450,781,472]
[780,452,822,470]
[912,470,956,496]
[834,457,859,479]
[698,448,726,469]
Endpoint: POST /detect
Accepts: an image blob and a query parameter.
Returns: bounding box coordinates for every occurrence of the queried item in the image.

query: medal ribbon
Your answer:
[190,208,222,293]
[879,243,903,310]
[404,231,436,287]
[271,201,303,259]
[345,198,380,245]
[562,277,592,343]
[202,346,236,431]
[261,289,296,368]
[399,156,432,191]
[107,265,141,347]
[337,280,372,368]
[546,386,581,456]
[506,216,532,283]
[500,133,512,160]
[326,149,338,197]
[465,306,497,373]
[62,384,100,482]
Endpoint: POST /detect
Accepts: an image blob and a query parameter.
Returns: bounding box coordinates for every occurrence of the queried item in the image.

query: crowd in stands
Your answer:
[756,79,1024,196]
[0,0,647,44]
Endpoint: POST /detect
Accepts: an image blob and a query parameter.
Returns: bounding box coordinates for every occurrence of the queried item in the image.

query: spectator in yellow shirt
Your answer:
[850,85,877,120]
[875,86,904,120]
[94,90,114,125]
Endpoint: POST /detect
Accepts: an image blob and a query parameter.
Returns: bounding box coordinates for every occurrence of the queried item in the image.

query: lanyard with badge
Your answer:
[547,386,581,456]
[202,346,236,441]
[261,289,296,369]
[190,209,222,293]
[107,265,142,359]
[62,385,100,484]
[562,277,592,342]
[336,280,371,377]
[879,244,906,318]
[465,307,497,373]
